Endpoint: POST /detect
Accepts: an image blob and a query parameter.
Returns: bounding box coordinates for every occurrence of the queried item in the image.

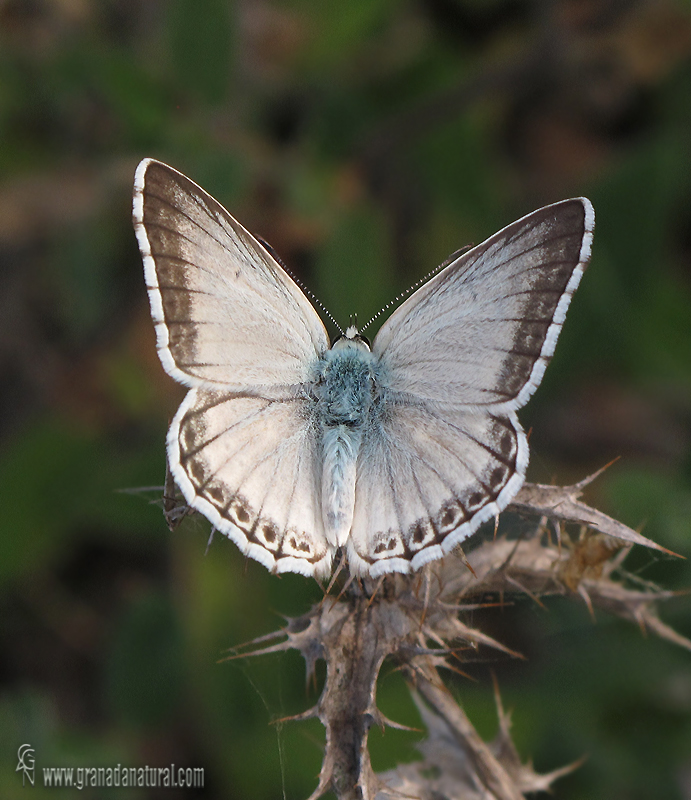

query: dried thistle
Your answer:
[227,476,688,800]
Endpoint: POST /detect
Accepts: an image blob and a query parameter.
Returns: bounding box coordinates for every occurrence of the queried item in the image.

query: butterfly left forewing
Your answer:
[170,388,332,577]
[348,403,527,576]
[134,159,329,391]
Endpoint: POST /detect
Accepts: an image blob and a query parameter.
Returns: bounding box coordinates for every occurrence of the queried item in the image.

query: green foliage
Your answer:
[106,590,185,729]
[314,201,394,331]
[166,0,235,105]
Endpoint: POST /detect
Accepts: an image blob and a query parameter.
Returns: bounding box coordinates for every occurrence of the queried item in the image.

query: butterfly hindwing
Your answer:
[347,402,527,576]
[133,159,329,390]
[169,387,333,577]
[373,199,594,410]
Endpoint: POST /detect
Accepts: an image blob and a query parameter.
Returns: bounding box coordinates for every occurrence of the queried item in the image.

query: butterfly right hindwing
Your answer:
[347,402,527,576]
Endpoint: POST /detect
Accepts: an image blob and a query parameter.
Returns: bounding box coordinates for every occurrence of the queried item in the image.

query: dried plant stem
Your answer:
[229,474,689,799]
[411,661,524,800]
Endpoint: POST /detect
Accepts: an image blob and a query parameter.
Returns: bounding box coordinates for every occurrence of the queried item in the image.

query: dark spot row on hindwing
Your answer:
[176,395,326,566]
[223,493,323,562]
[373,534,405,556]
[369,422,519,563]
[180,440,324,566]
[201,478,232,510]
[183,453,210,491]
[498,428,516,460]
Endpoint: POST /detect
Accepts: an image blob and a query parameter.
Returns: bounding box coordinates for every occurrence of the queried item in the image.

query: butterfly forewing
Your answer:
[373,199,594,410]
[134,159,329,389]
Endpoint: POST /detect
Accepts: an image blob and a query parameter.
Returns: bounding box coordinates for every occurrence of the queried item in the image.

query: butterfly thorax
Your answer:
[313,333,380,548]
[314,335,377,427]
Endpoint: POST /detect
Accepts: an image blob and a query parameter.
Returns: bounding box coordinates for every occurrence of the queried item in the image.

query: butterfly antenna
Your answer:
[256,236,343,335]
[299,279,342,334]
[360,244,474,334]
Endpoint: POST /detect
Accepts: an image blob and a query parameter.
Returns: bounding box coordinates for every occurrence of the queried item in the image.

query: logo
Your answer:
[17,744,35,786]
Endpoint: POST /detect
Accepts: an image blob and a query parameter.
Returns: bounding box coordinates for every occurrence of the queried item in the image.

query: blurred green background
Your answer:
[1,0,691,797]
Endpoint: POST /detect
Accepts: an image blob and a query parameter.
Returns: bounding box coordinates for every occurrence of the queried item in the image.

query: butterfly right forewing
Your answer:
[372,199,594,410]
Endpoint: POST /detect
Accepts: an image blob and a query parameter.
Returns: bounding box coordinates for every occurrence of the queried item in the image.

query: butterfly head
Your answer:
[333,325,371,352]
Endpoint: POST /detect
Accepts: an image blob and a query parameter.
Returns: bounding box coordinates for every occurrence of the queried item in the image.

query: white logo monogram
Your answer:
[16,744,35,786]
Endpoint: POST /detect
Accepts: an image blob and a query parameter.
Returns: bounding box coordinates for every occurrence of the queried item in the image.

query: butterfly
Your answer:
[133,159,594,579]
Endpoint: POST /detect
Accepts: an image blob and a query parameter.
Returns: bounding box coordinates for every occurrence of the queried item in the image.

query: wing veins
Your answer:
[384,440,406,542]
[193,411,304,498]
[500,219,583,252]
[145,195,297,305]
[427,410,517,470]
[182,401,279,459]
[151,285,217,297]
[420,226,584,306]
[145,177,328,356]
[184,394,293,419]
[144,191,244,260]
[385,420,491,505]
[405,420,497,498]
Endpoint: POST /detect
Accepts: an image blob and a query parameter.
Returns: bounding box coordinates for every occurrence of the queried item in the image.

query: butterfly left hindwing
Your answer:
[170,386,332,577]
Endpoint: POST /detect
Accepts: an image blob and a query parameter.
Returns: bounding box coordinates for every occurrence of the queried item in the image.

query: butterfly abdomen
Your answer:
[321,425,362,547]
[315,335,378,547]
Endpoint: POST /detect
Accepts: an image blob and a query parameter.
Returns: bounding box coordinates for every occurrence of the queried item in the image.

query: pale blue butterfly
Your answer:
[133,159,594,578]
